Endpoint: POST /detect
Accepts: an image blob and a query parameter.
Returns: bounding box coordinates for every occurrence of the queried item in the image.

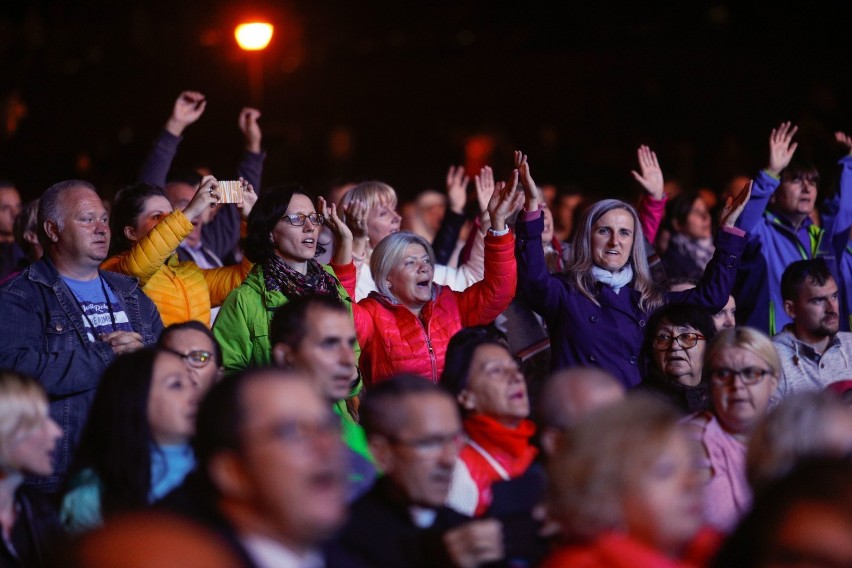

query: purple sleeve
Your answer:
[137,130,181,186]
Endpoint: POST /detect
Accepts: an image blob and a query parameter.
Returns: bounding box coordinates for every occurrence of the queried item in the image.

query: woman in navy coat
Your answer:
[514,152,750,388]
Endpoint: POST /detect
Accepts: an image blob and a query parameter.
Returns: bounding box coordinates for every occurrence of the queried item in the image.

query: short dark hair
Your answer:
[779,161,819,186]
[243,184,313,264]
[270,295,349,350]
[109,183,167,255]
[780,258,833,302]
[665,191,703,233]
[359,374,454,439]
[158,320,223,368]
[642,302,717,374]
[664,276,699,291]
[439,326,509,397]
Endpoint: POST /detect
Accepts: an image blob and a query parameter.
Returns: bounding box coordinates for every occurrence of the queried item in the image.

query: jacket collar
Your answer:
[28,257,138,293]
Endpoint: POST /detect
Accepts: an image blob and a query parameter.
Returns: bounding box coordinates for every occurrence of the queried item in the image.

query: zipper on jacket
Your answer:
[418,318,438,382]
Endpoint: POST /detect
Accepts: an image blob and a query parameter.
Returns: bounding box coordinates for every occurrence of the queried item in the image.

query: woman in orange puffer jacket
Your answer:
[101,176,255,327]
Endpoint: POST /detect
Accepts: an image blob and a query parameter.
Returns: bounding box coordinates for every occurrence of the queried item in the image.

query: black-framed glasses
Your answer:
[709,367,774,386]
[280,213,325,226]
[652,332,707,351]
[161,347,213,369]
[389,431,468,455]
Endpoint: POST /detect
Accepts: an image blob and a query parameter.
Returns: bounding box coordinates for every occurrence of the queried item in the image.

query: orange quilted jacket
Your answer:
[101,209,251,327]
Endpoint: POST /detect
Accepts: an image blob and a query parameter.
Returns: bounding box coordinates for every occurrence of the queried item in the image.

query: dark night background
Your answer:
[2,1,852,204]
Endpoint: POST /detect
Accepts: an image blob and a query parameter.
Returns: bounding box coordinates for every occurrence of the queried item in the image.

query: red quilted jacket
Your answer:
[334,232,516,387]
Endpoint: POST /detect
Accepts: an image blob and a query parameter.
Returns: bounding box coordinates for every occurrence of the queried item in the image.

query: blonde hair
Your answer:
[567,199,665,312]
[338,180,398,222]
[0,371,49,469]
[547,395,684,540]
[702,326,781,384]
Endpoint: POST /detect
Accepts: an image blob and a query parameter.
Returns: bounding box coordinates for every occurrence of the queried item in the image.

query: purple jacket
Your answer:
[516,214,746,388]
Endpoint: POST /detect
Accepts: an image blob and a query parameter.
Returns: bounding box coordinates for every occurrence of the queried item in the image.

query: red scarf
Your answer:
[463,413,538,477]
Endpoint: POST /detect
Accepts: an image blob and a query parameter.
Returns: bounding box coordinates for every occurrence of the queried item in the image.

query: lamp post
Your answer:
[235,22,273,107]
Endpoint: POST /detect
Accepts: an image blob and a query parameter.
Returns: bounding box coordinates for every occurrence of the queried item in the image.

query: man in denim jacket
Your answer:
[0,180,163,493]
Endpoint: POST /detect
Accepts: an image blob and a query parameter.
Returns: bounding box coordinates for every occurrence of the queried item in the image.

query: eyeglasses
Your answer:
[389,431,467,455]
[161,347,214,369]
[265,415,342,445]
[280,213,325,226]
[652,332,706,351]
[709,367,774,386]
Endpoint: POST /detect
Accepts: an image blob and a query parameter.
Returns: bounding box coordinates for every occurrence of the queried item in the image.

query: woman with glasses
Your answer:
[638,303,717,414]
[440,326,538,518]
[158,321,224,393]
[687,327,780,532]
[514,151,750,388]
[61,348,200,533]
[102,177,257,327]
[213,185,356,374]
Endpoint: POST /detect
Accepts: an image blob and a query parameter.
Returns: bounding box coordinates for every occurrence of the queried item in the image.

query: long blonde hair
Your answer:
[566,199,664,312]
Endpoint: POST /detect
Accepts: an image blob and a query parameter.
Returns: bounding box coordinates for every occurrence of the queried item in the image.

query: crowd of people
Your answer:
[0,91,850,568]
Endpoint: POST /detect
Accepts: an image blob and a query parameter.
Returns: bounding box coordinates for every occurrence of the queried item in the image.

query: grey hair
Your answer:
[37,180,97,248]
[747,390,851,496]
[566,199,664,312]
[370,231,435,301]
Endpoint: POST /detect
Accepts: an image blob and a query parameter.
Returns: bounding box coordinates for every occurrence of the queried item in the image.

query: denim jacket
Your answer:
[0,257,163,492]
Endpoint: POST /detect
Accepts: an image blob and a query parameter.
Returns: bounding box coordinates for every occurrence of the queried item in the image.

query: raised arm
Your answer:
[457,171,521,326]
[822,132,852,256]
[671,182,751,311]
[631,145,667,244]
[432,165,469,264]
[737,122,798,232]
[514,152,571,313]
[237,107,264,191]
[138,91,207,186]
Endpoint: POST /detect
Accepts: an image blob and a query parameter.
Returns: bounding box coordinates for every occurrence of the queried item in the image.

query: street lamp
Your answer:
[235,22,273,106]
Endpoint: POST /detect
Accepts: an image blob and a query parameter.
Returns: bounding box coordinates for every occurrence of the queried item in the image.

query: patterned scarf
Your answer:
[262,256,340,299]
[670,232,715,272]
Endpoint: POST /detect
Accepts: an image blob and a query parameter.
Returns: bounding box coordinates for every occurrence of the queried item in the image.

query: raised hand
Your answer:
[514,150,543,211]
[767,122,799,176]
[474,165,495,214]
[446,165,469,215]
[239,107,262,153]
[320,196,353,265]
[166,91,207,136]
[720,179,753,227]
[184,175,220,221]
[835,131,852,156]
[237,178,258,220]
[630,145,664,200]
[487,170,524,232]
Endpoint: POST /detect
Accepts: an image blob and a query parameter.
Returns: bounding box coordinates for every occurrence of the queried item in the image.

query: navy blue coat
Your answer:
[516,214,746,388]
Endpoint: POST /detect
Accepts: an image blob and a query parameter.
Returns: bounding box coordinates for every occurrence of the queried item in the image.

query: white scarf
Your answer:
[591,264,634,294]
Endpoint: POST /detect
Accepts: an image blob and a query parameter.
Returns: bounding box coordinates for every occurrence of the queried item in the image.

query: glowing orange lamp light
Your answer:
[235,23,274,51]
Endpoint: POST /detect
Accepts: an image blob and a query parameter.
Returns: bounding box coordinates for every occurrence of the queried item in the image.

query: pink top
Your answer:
[699,413,751,532]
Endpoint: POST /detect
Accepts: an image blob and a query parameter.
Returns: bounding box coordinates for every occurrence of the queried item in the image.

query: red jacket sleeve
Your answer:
[457,231,516,326]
